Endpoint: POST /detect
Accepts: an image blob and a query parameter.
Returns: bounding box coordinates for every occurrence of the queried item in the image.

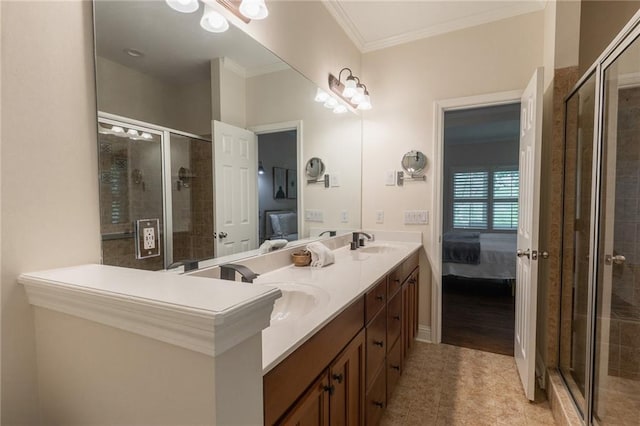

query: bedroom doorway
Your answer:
[255,125,301,245]
[441,102,521,356]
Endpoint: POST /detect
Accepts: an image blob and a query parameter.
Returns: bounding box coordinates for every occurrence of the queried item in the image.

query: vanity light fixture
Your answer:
[329,68,373,111]
[200,4,230,33]
[239,0,268,20]
[333,104,347,114]
[314,88,330,103]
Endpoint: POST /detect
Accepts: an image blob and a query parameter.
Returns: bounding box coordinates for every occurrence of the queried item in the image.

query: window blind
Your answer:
[492,170,519,230]
[453,171,489,229]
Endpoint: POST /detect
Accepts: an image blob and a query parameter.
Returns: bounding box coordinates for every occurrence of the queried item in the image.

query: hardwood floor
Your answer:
[442,275,515,356]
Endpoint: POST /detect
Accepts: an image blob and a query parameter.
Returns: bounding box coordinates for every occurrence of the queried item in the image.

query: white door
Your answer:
[213,120,258,257]
[515,67,543,401]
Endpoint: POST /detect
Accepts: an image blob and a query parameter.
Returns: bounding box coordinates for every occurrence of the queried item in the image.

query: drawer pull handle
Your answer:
[373,340,384,347]
[375,295,384,301]
[392,279,400,283]
[391,365,400,371]
[332,373,343,383]
[408,278,417,284]
[323,385,335,396]
[373,401,384,408]
[393,315,401,321]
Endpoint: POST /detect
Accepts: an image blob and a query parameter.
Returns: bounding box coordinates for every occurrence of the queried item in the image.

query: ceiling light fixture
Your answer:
[239,0,268,20]
[258,160,265,175]
[166,0,200,13]
[329,68,372,111]
[124,48,144,58]
[200,4,230,32]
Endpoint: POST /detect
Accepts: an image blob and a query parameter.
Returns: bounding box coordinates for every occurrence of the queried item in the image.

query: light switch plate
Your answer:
[376,210,384,224]
[330,173,341,187]
[340,210,349,223]
[135,218,161,259]
[403,210,429,224]
[385,170,396,186]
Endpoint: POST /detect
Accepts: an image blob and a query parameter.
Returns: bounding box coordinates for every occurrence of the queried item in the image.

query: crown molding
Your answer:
[323,1,545,54]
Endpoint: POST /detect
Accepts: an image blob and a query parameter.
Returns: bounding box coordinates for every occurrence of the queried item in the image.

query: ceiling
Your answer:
[94,0,285,84]
[322,0,547,53]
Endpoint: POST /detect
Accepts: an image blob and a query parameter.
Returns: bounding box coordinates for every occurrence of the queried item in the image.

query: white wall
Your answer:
[246,68,362,235]
[361,11,545,328]
[1,1,101,423]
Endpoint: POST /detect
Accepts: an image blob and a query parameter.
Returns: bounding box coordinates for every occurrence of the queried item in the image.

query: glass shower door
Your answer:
[593,33,640,426]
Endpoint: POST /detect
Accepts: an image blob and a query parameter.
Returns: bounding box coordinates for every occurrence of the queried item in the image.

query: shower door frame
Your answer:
[561,9,640,426]
[98,111,212,270]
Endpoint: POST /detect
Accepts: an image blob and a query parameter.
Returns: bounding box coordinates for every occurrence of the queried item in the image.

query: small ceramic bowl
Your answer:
[291,250,311,267]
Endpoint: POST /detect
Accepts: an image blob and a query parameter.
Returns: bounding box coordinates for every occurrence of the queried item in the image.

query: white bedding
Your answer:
[442,233,517,280]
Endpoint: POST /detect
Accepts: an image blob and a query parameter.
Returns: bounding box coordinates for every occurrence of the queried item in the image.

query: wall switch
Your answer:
[340,210,349,223]
[403,210,429,224]
[385,170,396,186]
[305,209,324,222]
[330,173,341,187]
[376,210,384,224]
[143,227,156,250]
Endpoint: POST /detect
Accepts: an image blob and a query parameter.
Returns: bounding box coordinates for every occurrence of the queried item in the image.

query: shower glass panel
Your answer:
[170,133,214,264]
[560,72,596,417]
[98,121,165,270]
[593,33,640,426]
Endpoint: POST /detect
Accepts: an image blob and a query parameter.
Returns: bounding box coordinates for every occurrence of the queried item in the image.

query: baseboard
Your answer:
[416,325,431,343]
[536,350,546,389]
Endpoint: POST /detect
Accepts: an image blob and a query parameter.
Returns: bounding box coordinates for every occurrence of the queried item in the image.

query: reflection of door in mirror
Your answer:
[257,129,299,244]
[98,119,165,271]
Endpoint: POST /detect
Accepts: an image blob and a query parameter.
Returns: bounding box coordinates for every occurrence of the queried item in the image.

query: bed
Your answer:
[442,233,517,280]
[264,210,298,242]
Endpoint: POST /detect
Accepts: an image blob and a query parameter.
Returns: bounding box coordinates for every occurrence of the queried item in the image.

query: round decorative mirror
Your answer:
[305,157,326,179]
[401,150,427,176]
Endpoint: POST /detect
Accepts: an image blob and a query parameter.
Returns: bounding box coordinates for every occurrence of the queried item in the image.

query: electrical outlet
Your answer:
[376,210,384,224]
[143,227,156,250]
[340,210,349,223]
[330,173,341,187]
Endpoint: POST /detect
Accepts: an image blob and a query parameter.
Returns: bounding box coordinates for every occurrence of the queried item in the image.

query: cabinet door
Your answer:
[365,366,386,426]
[329,329,365,426]
[280,374,330,426]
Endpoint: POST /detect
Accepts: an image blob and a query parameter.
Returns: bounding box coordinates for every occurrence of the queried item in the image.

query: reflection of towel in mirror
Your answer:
[258,239,288,254]
[306,242,335,268]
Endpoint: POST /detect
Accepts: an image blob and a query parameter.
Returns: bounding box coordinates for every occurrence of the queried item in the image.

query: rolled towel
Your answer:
[258,239,288,254]
[306,241,335,268]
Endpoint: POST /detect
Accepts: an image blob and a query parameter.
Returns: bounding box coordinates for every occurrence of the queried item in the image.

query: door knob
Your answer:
[216,232,228,239]
[605,254,626,265]
[516,249,530,259]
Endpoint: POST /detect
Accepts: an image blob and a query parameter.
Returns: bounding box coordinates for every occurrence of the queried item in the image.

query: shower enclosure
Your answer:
[561,13,640,425]
[98,113,213,270]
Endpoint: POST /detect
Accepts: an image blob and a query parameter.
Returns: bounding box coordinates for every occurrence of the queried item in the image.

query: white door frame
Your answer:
[431,90,523,344]
[249,120,304,239]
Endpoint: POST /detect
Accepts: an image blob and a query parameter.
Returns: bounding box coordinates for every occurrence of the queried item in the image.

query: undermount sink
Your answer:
[358,243,400,254]
[263,283,329,325]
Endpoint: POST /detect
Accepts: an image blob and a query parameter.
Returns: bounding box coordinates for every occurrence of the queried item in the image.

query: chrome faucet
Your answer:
[351,231,373,250]
[219,264,259,283]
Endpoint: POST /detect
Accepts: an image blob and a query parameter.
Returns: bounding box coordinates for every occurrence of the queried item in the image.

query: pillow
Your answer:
[269,214,282,236]
[278,212,298,235]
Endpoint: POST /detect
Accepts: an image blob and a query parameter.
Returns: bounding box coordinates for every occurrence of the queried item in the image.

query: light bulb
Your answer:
[357,94,372,110]
[239,0,268,20]
[314,88,330,103]
[200,5,229,33]
[324,98,338,109]
[333,104,348,114]
[165,0,199,13]
[351,86,365,105]
[111,126,124,134]
[141,132,153,140]
[127,129,139,137]
[342,77,357,98]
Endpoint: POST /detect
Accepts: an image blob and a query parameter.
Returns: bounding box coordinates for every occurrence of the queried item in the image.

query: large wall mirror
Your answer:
[93,0,362,270]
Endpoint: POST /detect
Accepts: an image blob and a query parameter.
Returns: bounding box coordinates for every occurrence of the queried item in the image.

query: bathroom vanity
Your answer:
[19,232,422,425]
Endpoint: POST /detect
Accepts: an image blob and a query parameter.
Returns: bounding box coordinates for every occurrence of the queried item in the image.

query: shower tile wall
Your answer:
[608,87,640,380]
[172,137,214,263]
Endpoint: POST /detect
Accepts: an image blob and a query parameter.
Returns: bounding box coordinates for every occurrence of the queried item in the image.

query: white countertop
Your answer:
[19,264,281,357]
[257,239,422,373]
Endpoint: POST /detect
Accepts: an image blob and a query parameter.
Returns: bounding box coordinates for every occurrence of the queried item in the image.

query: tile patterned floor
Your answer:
[381,342,557,426]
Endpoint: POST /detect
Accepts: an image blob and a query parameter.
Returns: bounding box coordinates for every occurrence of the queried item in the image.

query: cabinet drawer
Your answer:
[402,252,419,280]
[365,277,387,324]
[365,307,386,390]
[365,366,386,426]
[386,290,402,351]
[386,339,402,402]
[387,266,402,298]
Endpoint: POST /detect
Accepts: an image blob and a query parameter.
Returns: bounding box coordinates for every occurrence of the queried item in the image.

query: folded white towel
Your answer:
[306,241,335,268]
[258,239,288,254]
